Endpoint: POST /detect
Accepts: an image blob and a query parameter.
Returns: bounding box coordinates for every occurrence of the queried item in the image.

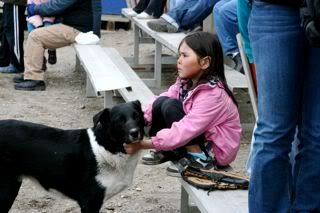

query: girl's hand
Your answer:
[123,139,154,154]
[123,141,142,154]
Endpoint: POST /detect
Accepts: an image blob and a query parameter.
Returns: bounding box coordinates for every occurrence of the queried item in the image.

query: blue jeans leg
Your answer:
[213,0,239,55]
[167,0,217,30]
[292,47,320,211]
[248,2,306,212]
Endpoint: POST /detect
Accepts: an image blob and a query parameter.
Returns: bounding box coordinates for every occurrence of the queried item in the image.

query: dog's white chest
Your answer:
[87,129,140,200]
[96,153,140,200]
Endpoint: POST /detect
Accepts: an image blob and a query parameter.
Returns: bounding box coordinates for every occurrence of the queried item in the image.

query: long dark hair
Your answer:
[178,31,238,106]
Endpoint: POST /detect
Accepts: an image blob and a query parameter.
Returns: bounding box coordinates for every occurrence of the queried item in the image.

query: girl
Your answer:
[124,32,241,168]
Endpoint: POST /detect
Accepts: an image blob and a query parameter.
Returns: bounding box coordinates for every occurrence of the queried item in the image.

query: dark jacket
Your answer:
[1,0,27,6]
[34,0,101,37]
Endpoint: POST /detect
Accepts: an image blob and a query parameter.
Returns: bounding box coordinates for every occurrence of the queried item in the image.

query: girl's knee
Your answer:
[160,98,183,116]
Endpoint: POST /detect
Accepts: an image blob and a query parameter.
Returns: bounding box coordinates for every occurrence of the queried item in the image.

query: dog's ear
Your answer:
[93,108,110,128]
[131,100,142,111]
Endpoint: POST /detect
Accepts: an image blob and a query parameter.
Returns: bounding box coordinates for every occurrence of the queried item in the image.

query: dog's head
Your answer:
[93,100,145,154]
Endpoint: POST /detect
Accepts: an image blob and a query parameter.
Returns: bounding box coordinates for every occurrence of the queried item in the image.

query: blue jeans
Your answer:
[213,0,239,55]
[248,1,320,212]
[164,0,217,30]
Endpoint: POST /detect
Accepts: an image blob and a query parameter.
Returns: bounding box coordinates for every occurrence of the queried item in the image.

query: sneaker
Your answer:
[147,18,178,33]
[48,49,57,65]
[141,150,170,165]
[231,52,243,73]
[0,64,21,73]
[166,162,180,177]
[136,11,154,19]
[13,74,25,83]
[14,80,46,91]
[127,9,138,17]
[186,152,215,169]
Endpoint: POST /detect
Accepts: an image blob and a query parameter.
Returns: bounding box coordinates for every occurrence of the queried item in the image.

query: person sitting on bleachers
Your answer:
[147,0,217,33]
[13,0,101,91]
[213,0,243,72]
[127,0,167,19]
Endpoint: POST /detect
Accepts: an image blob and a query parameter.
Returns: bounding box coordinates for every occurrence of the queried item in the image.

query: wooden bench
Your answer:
[74,44,154,108]
[122,8,248,91]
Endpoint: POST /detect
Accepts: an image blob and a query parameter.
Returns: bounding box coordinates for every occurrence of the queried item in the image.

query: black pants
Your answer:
[133,0,167,18]
[149,96,204,158]
[0,3,25,72]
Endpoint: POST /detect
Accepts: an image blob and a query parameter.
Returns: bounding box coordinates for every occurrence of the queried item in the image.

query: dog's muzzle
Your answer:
[127,128,140,143]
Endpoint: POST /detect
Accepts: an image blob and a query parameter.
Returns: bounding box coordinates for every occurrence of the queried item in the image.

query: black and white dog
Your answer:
[0,100,145,213]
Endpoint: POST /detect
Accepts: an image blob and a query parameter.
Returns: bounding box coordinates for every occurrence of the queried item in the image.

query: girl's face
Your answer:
[177,42,208,83]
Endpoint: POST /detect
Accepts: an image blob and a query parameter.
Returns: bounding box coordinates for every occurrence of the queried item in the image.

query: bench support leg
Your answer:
[154,41,162,88]
[133,24,139,66]
[104,91,114,108]
[86,76,97,97]
[181,185,201,213]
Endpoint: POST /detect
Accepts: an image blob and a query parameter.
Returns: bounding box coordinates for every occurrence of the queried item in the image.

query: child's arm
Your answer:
[123,139,153,154]
[32,0,78,17]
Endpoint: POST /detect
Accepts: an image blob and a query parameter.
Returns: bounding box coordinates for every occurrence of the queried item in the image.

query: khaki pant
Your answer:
[24,24,80,80]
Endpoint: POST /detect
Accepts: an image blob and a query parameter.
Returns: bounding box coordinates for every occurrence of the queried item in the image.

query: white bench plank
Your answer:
[181,180,248,213]
[74,44,130,94]
[225,67,248,90]
[103,48,154,108]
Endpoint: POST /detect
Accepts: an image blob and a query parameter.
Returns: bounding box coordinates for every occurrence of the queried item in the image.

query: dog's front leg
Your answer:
[78,186,105,213]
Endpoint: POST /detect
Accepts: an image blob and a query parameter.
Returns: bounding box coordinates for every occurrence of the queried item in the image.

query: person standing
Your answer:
[248,0,320,212]
[0,0,26,73]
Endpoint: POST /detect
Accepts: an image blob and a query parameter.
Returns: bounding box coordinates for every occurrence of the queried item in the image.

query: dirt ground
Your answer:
[0,29,253,213]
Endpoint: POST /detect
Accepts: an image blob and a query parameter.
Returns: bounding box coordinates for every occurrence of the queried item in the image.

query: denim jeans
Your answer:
[213,0,239,55]
[248,1,320,212]
[162,0,217,30]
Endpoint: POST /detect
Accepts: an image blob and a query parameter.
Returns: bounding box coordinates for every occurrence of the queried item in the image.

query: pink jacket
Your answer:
[144,78,242,166]
[27,0,55,28]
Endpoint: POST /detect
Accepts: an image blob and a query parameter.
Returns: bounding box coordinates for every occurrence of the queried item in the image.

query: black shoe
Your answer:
[231,52,243,72]
[13,74,25,83]
[147,18,178,33]
[141,150,170,165]
[14,80,46,91]
[48,49,57,65]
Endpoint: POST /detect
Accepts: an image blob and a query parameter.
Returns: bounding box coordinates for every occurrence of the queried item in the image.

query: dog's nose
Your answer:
[129,128,139,139]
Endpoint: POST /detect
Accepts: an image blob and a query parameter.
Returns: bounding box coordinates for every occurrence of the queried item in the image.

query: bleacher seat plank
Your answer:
[74,44,130,94]
[181,180,248,213]
[103,48,154,108]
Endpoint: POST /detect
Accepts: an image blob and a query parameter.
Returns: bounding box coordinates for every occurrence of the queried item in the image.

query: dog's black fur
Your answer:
[0,100,144,213]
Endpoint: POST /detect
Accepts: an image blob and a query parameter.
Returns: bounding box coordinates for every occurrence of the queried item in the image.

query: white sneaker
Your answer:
[136,12,154,19]
[127,9,138,17]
